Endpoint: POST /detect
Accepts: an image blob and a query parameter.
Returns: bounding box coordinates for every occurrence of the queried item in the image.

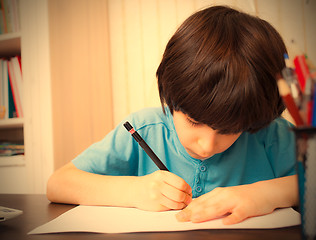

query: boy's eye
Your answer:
[186,117,200,127]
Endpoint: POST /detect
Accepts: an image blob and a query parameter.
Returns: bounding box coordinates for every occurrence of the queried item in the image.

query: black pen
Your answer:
[123,121,169,171]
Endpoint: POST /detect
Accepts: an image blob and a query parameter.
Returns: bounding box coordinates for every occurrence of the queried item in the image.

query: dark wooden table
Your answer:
[0,194,302,240]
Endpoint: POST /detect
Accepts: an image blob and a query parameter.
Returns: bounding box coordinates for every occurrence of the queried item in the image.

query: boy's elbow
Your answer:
[46,173,59,203]
[46,164,69,203]
[46,162,79,204]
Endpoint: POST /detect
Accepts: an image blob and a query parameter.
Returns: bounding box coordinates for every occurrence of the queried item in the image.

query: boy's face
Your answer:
[173,111,241,160]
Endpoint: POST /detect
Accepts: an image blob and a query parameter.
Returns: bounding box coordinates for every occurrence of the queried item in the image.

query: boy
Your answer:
[47,6,298,225]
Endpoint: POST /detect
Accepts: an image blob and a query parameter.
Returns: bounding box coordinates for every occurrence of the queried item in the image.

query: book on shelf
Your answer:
[0,141,24,157]
[7,64,16,118]
[0,0,20,34]
[7,56,23,117]
[0,57,21,119]
[0,59,6,118]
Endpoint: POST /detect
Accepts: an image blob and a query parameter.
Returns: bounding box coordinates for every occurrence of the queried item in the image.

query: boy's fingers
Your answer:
[176,198,234,223]
[159,193,187,210]
[176,207,191,222]
[159,181,191,204]
[160,171,192,194]
[162,199,187,210]
[222,208,247,225]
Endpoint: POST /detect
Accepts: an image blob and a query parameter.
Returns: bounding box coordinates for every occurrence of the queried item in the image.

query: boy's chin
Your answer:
[186,149,213,160]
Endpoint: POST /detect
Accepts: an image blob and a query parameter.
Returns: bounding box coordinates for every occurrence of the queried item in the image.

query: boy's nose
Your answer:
[197,135,217,158]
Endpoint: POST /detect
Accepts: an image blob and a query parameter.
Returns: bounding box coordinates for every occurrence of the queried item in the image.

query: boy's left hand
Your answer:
[175,184,274,225]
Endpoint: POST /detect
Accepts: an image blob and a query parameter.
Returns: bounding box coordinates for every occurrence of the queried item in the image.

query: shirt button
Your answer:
[200,165,207,172]
[196,186,202,192]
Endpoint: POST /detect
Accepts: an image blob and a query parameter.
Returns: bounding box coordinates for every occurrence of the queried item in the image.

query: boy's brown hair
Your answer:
[157,6,287,134]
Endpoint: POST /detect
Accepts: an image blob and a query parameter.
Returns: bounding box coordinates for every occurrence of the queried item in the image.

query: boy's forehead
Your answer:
[173,110,243,136]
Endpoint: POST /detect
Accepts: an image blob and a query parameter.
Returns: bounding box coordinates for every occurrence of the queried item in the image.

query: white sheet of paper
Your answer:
[29,206,301,234]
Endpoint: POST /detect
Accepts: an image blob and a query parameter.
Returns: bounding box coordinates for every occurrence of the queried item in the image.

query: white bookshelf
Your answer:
[0,118,24,128]
[0,31,21,39]
[0,118,25,167]
[0,155,25,167]
[0,31,25,168]
[0,0,54,194]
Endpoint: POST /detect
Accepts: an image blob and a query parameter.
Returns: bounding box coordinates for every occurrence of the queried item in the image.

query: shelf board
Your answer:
[0,155,25,167]
[0,118,24,128]
[0,32,21,41]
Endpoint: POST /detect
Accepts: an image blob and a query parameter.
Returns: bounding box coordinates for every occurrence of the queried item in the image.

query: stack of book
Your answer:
[0,56,23,119]
[0,141,24,156]
[0,0,20,34]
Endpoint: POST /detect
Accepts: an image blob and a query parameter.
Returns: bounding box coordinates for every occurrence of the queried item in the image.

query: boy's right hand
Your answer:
[131,170,192,211]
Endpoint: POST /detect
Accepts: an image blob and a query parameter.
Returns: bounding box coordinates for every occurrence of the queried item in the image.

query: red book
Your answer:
[7,57,23,118]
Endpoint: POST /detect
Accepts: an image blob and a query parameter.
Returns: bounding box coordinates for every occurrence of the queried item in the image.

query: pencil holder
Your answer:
[293,127,316,240]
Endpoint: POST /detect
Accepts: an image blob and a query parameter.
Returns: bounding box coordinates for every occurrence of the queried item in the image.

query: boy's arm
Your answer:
[46,162,192,211]
[47,162,137,207]
[176,175,298,224]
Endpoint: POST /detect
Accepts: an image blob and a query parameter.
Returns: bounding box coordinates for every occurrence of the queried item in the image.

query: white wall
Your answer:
[108,0,316,126]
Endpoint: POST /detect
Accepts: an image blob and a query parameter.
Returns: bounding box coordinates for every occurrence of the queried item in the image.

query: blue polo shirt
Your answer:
[72,107,296,198]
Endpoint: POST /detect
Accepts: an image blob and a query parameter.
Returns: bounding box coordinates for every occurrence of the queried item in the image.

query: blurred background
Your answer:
[0,0,315,194]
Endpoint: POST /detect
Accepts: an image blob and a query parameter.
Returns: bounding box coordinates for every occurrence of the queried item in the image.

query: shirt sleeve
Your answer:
[72,118,139,176]
[264,118,297,177]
